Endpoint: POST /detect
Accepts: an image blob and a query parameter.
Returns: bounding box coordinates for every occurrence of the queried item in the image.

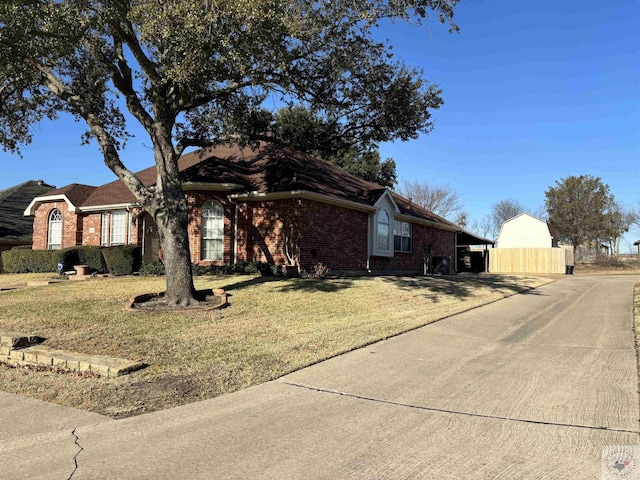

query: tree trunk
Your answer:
[151,133,197,306]
[155,204,196,306]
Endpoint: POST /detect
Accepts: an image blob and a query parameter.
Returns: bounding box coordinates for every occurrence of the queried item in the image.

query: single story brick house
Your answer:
[25,143,488,274]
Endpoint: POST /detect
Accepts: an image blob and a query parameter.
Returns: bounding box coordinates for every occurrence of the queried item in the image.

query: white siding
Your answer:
[497,213,553,248]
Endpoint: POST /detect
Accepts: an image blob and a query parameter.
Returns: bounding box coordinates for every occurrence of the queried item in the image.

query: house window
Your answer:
[101,213,109,246]
[394,220,411,252]
[202,200,223,261]
[377,210,390,252]
[101,210,128,246]
[47,208,62,250]
[110,210,126,245]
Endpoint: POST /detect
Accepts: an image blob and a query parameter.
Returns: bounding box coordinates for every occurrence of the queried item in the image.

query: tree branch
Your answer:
[35,62,152,206]
[104,37,155,135]
[109,6,162,88]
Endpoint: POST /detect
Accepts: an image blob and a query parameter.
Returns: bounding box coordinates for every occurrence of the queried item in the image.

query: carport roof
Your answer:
[457,229,495,246]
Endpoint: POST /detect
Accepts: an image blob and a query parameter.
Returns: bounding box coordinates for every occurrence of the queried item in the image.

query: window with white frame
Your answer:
[101,213,109,246]
[101,210,128,246]
[377,210,390,252]
[201,200,224,261]
[394,220,411,252]
[110,210,127,245]
[47,208,62,250]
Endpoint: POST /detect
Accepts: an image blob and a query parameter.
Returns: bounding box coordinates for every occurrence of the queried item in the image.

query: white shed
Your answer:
[496,213,555,248]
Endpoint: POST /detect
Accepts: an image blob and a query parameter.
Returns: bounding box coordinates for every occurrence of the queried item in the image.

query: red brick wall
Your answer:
[233,198,455,274]
[242,199,295,266]
[297,200,369,271]
[32,202,81,250]
[82,213,102,246]
[31,196,456,275]
[34,205,146,250]
[368,224,455,273]
[187,191,234,265]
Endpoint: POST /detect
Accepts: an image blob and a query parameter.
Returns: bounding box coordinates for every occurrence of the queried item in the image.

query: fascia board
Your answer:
[394,213,459,233]
[182,182,245,191]
[77,203,139,213]
[23,195,76,216]
[229,190,375,213]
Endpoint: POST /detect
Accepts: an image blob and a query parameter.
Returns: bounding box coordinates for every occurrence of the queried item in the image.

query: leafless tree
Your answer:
[400,180,466,223]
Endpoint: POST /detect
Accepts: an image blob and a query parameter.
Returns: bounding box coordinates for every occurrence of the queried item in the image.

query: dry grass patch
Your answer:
[0,272,553,417]
[576,261,640,276]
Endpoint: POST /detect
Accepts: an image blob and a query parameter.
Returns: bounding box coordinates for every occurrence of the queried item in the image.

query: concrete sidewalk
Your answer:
[2,275,639,479]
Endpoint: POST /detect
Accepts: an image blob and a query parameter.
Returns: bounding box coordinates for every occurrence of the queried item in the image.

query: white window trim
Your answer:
[47,208,62,250]
[394,220,412,253]
[101,210,129,247]
[371,208,394,257]
[201,200,224,261]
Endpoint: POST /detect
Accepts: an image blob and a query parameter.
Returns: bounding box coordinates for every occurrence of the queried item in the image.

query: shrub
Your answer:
[102,245,141,276]
[56,246,107,273]
[241,262,259,274]
[304,262,330,279]
[191,261,263,276]
[1,247,58,273]
[139,260,166,276]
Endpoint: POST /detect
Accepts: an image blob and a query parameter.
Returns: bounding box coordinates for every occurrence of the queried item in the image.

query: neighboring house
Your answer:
[634,240,640,256]
[496,213,557,248]
[575,242,611,263]
[0,180,56,271]
[25,144,489,275]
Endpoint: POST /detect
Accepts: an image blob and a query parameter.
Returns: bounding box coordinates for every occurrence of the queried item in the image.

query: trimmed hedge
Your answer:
[102,245,141,276]
[1,245,140,275]
[57,246,108,273]
[1,247,58,273]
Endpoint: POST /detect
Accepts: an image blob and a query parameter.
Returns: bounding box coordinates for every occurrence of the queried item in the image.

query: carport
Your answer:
[455,229,495,273]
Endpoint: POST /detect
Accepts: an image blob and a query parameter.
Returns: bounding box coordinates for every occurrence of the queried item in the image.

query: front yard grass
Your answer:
[0,272,553,417]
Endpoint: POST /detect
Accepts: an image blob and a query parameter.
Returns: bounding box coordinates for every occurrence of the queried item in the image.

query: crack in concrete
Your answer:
[282,380,640,436]
[67,428,83,480]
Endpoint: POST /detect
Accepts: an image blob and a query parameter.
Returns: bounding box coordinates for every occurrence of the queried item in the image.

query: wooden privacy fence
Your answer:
[489,248,572,274]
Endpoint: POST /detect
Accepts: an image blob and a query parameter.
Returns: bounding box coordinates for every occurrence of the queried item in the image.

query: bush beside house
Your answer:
[1,245,140,275]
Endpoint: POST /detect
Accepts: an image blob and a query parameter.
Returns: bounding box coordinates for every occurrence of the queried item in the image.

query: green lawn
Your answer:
[0,272,553,417]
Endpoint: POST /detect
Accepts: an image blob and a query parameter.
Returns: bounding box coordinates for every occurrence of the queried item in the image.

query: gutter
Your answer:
[227,197,240,265]
[229,190,376,214]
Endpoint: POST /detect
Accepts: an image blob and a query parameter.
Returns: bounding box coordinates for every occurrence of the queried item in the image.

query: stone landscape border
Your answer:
[0,332,145,378]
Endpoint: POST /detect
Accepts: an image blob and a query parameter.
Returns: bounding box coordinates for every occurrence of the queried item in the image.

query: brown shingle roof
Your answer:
[44,183,97,206]
[44,143,460,230]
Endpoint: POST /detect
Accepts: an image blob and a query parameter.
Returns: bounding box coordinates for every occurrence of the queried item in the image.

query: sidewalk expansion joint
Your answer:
[281,379,640,436]
[68,428,83,480]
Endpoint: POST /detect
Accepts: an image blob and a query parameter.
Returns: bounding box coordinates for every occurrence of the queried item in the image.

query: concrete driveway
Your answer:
[2,275,639,479]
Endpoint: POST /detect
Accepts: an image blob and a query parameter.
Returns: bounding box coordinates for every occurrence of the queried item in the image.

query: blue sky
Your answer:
[1,0,639,248]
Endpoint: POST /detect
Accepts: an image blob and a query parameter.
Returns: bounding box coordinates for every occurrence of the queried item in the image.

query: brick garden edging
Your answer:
[0,332,145,378]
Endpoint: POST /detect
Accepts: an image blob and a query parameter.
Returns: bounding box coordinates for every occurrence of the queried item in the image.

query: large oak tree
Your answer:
[0,0,458,305]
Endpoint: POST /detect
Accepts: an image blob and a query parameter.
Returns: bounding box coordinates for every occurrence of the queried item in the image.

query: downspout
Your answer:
[366,213,372,273]
[454,231,459,274]
[228,198,240,265]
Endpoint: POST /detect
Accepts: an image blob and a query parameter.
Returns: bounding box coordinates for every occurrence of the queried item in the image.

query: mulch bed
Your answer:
[127,288,227,312]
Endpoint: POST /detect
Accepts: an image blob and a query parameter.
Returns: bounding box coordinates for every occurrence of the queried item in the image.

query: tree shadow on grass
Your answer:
[219,275,355,294]
[380,274,548,303]
[219,273,549,299]
[218,275,282,292]
[276,277,355,293]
